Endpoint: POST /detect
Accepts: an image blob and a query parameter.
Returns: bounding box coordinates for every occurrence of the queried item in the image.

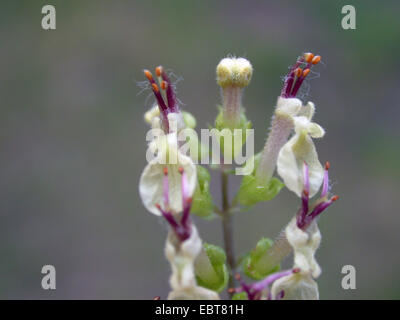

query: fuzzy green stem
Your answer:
[222,86,242,126]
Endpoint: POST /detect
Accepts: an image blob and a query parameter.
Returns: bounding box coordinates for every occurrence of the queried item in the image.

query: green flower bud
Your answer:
[215,57,252,143]
[216,57,253,89]
[242,238,280,280]
[191,166,214,219]
[195,243,229,293]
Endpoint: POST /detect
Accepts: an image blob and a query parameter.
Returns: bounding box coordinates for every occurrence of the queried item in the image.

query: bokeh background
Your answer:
[1,0,399,299]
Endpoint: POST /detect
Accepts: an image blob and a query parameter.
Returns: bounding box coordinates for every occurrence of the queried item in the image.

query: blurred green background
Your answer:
[1,0,399,299]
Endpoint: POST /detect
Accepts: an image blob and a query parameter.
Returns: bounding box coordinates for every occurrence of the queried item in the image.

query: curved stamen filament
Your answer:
[230,269,297,300]
[297,161,338,229]
[156,167,192,242]
[321,161,330,198]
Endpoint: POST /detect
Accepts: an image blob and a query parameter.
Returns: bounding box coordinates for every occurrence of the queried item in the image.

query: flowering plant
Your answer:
[138,52,338,300]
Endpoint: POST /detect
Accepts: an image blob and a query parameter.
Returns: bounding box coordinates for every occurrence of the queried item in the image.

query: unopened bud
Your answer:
[216,57,253,88]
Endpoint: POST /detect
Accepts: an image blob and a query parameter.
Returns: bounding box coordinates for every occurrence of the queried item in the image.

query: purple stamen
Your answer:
[251,269,294,292]
[144,66,181,133]
[297,161,338,230]
[158,207,180,233]
[281,58,303,98]
[158,205,190,242]
[156,167,193,242]
[280,53,321,98]
[297,163,310,228]
[308,196,337,222]
[233,269,296,300]
[160,69,179,113]
[290,63,312,97]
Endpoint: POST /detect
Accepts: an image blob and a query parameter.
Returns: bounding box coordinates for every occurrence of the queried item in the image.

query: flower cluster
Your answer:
[138,53,338,300]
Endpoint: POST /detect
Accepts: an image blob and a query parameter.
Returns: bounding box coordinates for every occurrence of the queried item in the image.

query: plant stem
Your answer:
[221,170,236,298]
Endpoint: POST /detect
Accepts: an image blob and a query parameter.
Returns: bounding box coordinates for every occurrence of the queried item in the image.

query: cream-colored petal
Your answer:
[271,272,319,300]
[297,101,315,120]
[139,155,196,215]
[165,226,220,300]
[165,226,202,290]
[270,218,321,300]
[308,122,325,138]
[276,96,302,117]
[293,116,325,138]
[168,286,220,300]
[277,129,324,197]
[276,136,301,196]
[144,104,161,126]
[285,218,321,278]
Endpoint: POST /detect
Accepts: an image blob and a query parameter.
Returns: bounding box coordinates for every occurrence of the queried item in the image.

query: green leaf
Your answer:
[195,243,229,293]
[242,237,280,280]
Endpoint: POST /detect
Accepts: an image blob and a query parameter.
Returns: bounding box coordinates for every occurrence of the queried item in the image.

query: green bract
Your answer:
[191,166,214,219]
[214,107,252,161]
[242,237,280,280]
[195,243,229,293]
[236,154,284,207]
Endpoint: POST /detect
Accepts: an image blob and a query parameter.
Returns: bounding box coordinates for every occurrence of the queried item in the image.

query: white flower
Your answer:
[165,226,220,300]
[271,217,321,300]
[277,101,325,197]
[285,217,321,278]
[271,271,319,300]
[257,52,323,186]
[275,96,303,118]
[256,97,303,183]
[139,128,196,215]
